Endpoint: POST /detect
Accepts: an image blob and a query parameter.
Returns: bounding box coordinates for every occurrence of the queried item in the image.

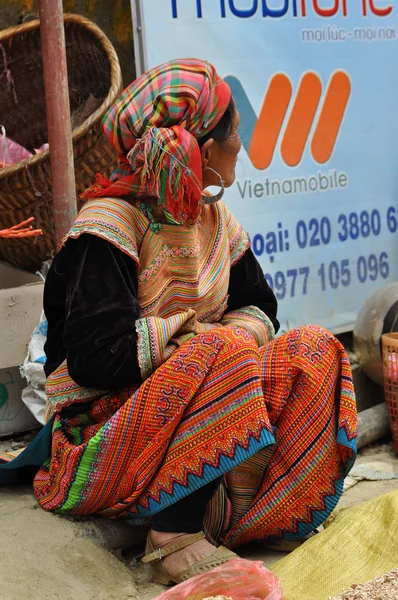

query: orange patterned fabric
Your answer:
[34,325,356,549]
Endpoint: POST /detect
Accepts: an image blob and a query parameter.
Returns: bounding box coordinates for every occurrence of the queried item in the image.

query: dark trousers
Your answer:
[151,478,221,533]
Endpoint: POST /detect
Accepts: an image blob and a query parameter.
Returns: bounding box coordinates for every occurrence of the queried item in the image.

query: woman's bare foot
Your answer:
[149,530,217,579]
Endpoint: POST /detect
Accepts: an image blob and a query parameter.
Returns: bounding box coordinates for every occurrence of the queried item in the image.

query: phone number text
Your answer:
[264,252,390,300]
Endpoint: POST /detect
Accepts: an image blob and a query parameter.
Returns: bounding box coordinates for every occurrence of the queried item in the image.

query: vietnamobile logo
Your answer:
[171,0,393,19]
[225,71,351,169]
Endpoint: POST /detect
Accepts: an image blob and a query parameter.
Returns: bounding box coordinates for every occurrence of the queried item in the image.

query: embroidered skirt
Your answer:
[33,325,357,549]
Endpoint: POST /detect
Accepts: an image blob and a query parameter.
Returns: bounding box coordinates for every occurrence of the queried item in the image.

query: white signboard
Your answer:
[131,0,398,332]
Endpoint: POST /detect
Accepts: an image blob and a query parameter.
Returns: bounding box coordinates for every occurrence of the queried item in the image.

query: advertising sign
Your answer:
[131,0,398,332]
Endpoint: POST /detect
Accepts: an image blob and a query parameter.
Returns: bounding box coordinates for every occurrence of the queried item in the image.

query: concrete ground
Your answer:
[1,486,140,600]
[1,443,398,600]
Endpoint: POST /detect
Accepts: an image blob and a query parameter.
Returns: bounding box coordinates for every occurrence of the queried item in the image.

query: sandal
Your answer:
[142,531,238,585]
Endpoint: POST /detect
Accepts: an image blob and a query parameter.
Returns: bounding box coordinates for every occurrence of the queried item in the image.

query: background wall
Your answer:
[0,0,136,85]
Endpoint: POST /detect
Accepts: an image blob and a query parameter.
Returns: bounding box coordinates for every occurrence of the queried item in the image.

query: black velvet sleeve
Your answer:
[44,237,277,391]
[45,234,142,390]
[227,248,280,334]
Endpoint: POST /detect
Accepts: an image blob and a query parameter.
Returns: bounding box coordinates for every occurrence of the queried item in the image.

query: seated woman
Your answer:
[15,59,358,585]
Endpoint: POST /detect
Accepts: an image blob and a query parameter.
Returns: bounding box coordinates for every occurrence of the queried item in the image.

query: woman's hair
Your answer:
[198,97,236,148]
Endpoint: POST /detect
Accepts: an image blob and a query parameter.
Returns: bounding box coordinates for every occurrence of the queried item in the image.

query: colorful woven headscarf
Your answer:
[81,58,231,225]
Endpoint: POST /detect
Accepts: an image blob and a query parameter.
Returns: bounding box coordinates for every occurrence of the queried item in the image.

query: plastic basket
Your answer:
[382,332,398,454]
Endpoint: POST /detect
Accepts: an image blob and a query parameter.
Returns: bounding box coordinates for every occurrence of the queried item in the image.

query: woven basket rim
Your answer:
[382,332,398,345]
[0,13,123,179]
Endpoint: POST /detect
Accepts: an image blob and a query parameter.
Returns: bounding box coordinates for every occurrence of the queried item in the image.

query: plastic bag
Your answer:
[20,312,48,425]
[0,126,32,166]
[152,558,282,600]
[0,126,48,167]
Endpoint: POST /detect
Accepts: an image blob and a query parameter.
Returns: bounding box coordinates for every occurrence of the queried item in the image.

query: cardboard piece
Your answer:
[0,261,44,435]
[0,260,41,289]
[0,262,44,371]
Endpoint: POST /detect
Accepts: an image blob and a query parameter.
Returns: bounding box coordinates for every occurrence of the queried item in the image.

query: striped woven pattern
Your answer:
[44,359,136,421]
[62,198,147,264]
[221,306,275,349]
[61,197,252,381]
[34,324,356,548]
[81,59,231,226]
[226,446,276,530]
[224,325,357,548]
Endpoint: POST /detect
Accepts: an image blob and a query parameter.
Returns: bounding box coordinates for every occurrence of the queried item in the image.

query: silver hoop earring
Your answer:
[201,167,225,204]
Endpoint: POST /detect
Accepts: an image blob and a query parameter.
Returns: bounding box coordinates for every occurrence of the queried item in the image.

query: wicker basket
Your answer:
[382,332,398,454]
[0,14,123,272]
